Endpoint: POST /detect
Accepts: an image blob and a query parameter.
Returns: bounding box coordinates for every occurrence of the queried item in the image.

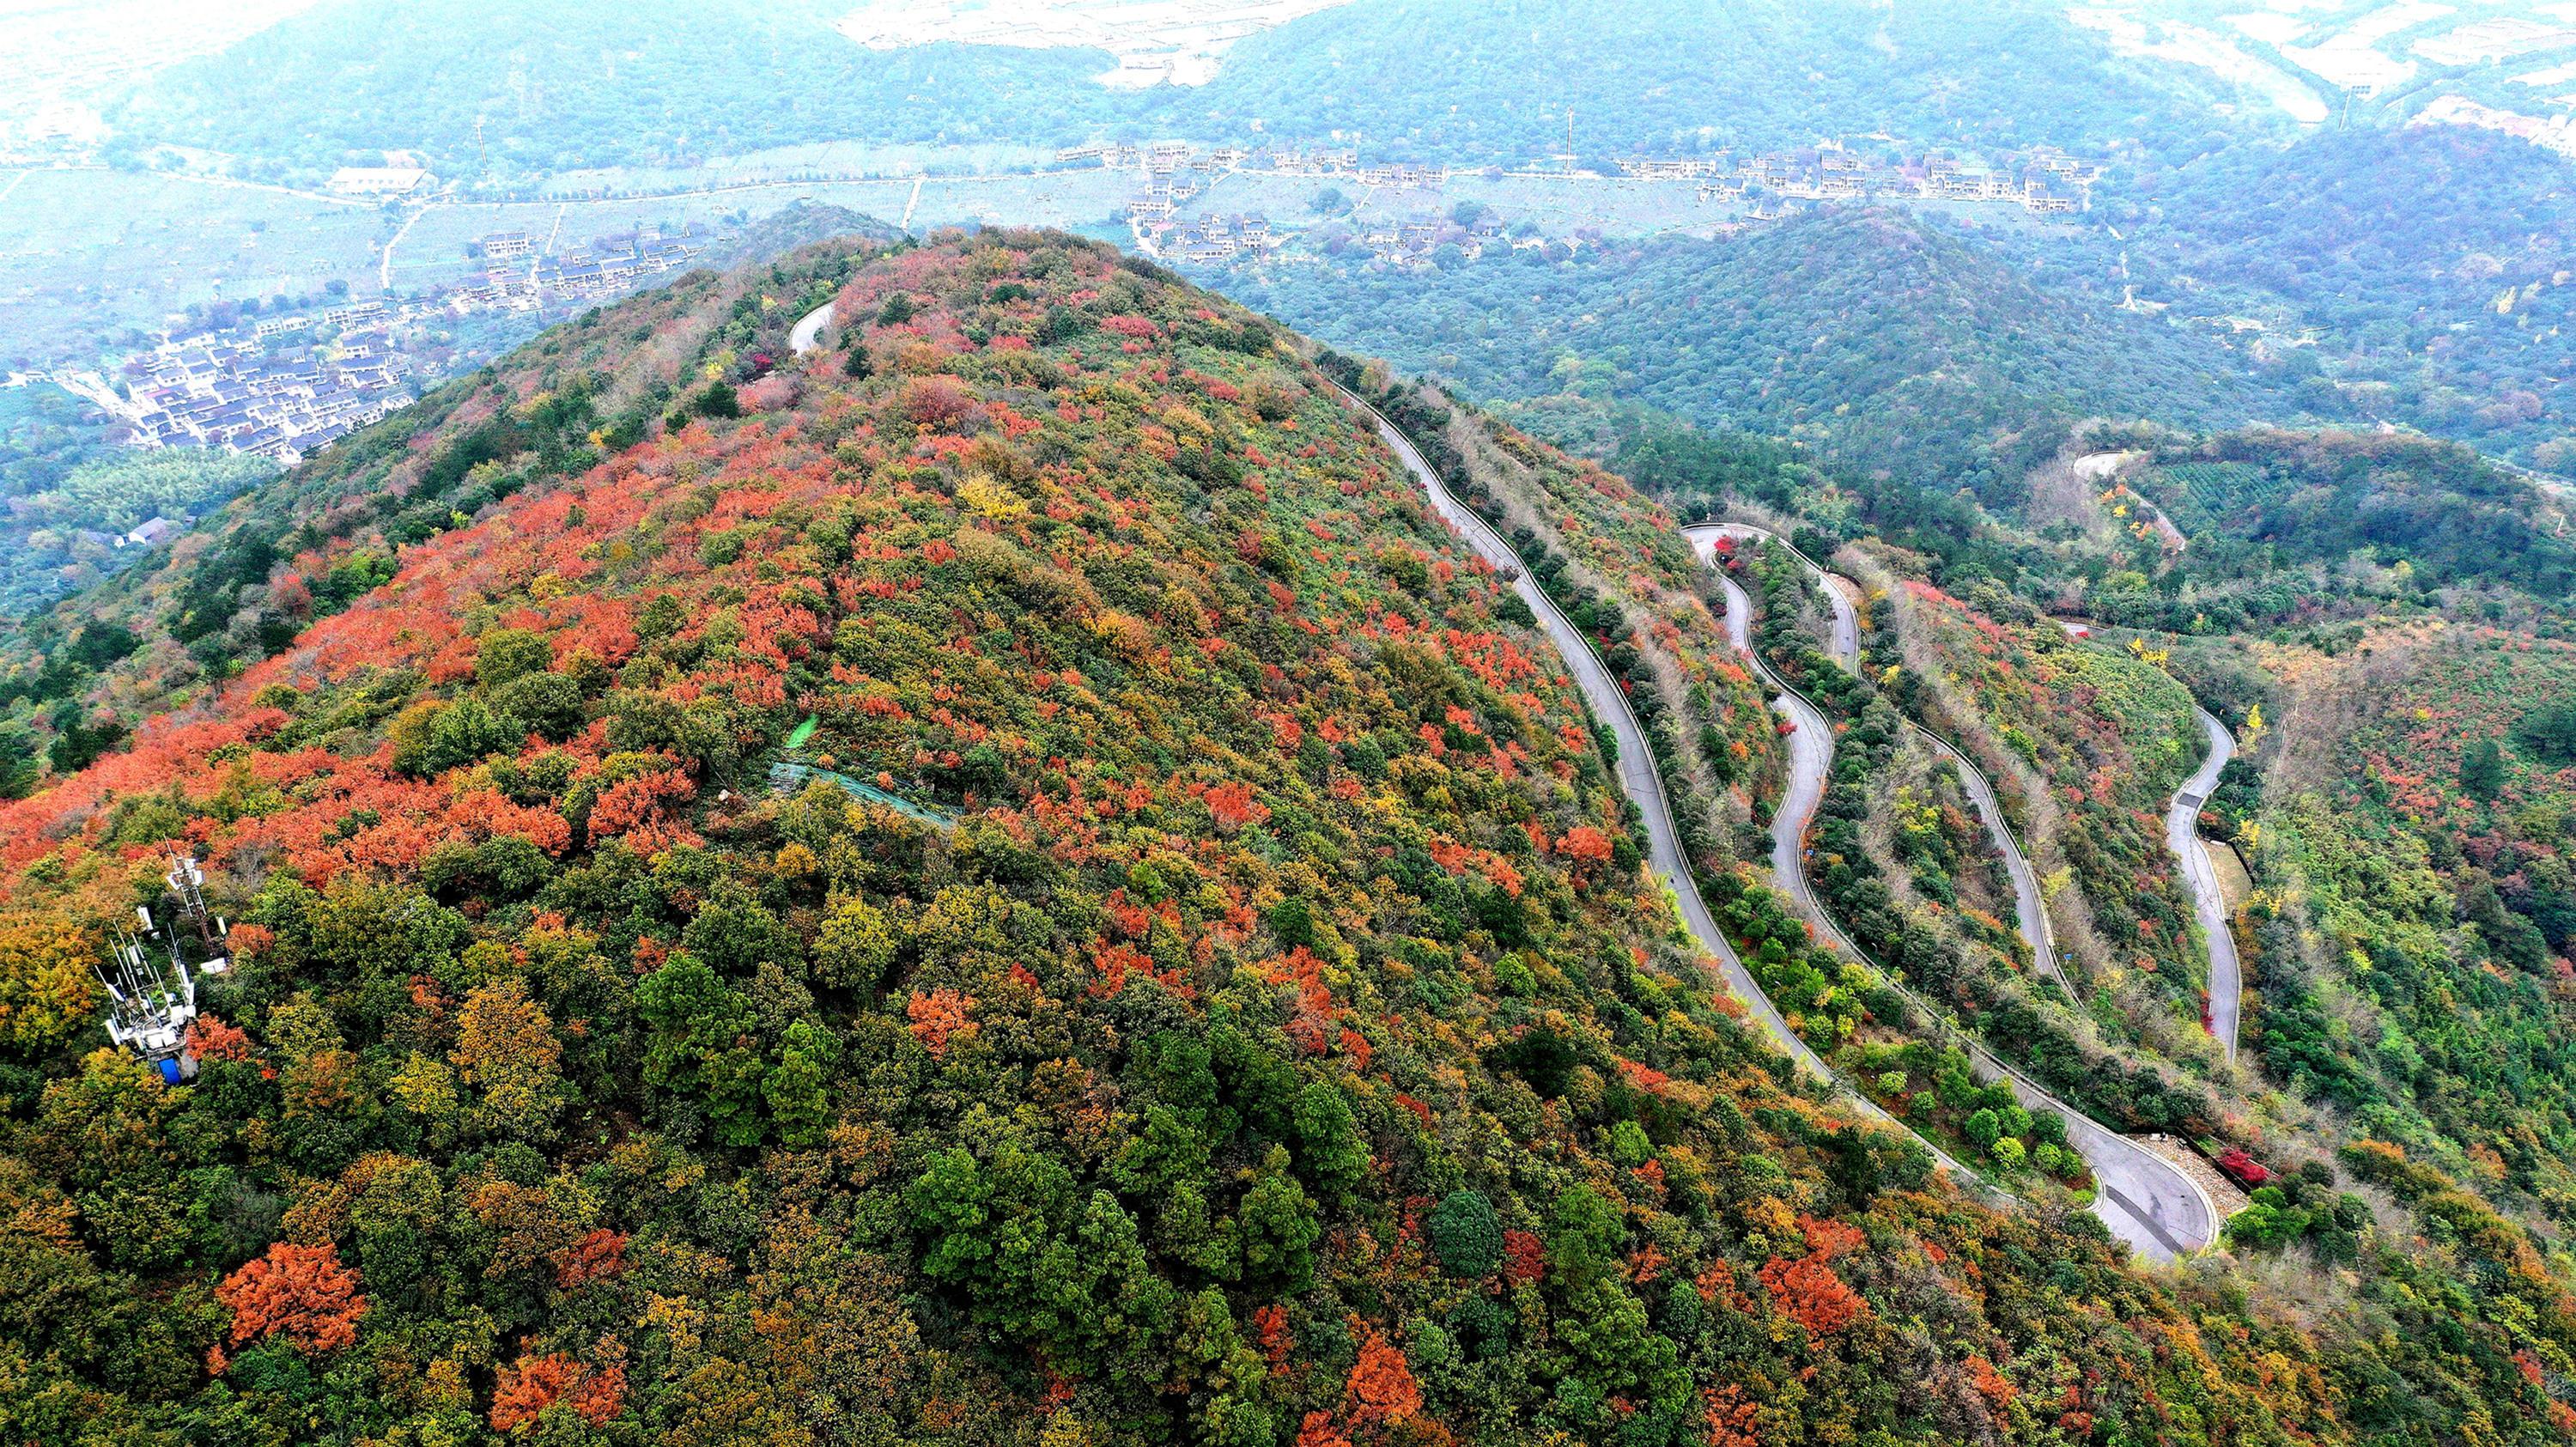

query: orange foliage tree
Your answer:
[491,1351,626,1432]
[1759,1253,1864,1337]
[218,1241,368,1352]
[1704,1383,1760,1447]
[1343,1325,1422,1428]
[905,988,977,1058]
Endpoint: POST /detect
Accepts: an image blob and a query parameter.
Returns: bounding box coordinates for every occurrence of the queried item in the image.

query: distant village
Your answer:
[10,225,705,471]
[1070,137,2099,268]
[1639,143,2096,216]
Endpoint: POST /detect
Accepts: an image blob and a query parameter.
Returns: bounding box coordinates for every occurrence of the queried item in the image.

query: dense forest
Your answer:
[5,230,2576,1444]
[1214,209,2306,514]
[2078,125,2573,469]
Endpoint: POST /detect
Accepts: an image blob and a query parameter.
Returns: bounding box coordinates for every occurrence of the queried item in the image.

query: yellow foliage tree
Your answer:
[0,912,98,1052]
[451,979,568,1140]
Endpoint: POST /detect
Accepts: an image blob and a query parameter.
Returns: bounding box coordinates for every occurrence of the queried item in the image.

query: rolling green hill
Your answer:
[1215,208,2309,511]
[117,0,2254,180]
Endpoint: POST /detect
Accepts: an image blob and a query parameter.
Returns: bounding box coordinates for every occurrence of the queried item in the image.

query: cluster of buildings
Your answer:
[88,325,414,465]
[1068,139,1444,188]
[1145,212,1282,264]
[1103,131,2101,270]
[1328,212,1584,268]
[450,230,703,312]
[1643,143,2096,216]
[34,225,708,471]
[326,149,434,196]
[1091,139,1455,258]
[1593,143,2096,213]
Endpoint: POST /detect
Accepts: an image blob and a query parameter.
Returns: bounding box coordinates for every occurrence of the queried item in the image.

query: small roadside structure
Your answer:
[766,716,958,831]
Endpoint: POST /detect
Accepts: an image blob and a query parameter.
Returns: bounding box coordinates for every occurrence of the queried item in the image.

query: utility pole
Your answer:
[475,116,487,173]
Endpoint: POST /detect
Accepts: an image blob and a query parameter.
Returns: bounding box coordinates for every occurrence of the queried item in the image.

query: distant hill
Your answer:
[2117,125,2576,467]
[1188,0,2260,161]
[1212,207,2308,509]
[705,202,906,265]
[118,0,2258,178]
[110,0,1128,176]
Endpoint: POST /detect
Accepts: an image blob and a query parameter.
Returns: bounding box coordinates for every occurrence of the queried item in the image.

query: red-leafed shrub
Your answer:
[2215,1147,2271,1188]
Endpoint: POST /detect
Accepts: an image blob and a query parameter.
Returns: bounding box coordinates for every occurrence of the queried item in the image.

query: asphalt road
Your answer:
[1340,390,1990,1193]
[787,299,836,356]
[1683,526,2214,1262]
[2169,708,2243,1059]
[1688,526,2063,990]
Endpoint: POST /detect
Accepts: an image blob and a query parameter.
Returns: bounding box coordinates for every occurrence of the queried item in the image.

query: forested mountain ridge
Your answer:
[1216,208,2306,512]
[116,0,2251,180]
[5,229,2574,1444]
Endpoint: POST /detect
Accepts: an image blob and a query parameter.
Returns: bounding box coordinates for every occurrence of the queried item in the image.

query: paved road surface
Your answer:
[1689,526,2063,991]
[1682,526,2214,1261]
[788,300,836,356]
[1339,390,1989,1193]
[2169,708,2243,1059]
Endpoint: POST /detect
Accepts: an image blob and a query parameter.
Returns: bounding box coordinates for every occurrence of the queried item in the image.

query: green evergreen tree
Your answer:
[2462,737,2507,801]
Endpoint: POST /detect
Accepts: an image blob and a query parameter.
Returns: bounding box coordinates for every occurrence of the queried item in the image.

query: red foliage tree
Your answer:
[551,1227,630,1288]
[1295,1413,1354,1447]
[1967,1354,2017,1409]
[1759,1253,1865,1337]
[1252,1304,1293,1371]
[906,989,978,1058]
[1704,1383,1760,1447]
[218,1242,368,1353]
[1205,780,1269,832]
[184,1014,255,1064]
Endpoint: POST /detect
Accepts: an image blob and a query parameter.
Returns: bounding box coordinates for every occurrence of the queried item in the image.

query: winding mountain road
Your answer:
[793,320,2207,1255]
[1334,391,1990,1195]
[1691,526,2066,995]
[1680,526,2213,1262]
[1698,523,1859,666]
[2169,708,2242,1060]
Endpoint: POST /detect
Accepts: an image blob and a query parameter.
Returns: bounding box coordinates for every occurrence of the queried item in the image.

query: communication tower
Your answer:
[94,855,231,1085]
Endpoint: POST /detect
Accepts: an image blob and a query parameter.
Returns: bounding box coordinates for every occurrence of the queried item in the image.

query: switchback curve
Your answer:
[1682,525,2215,1260]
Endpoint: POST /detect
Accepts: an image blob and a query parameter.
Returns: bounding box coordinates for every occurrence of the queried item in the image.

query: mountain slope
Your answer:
[118,0,2254,179]
[3,231,2574,1444]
